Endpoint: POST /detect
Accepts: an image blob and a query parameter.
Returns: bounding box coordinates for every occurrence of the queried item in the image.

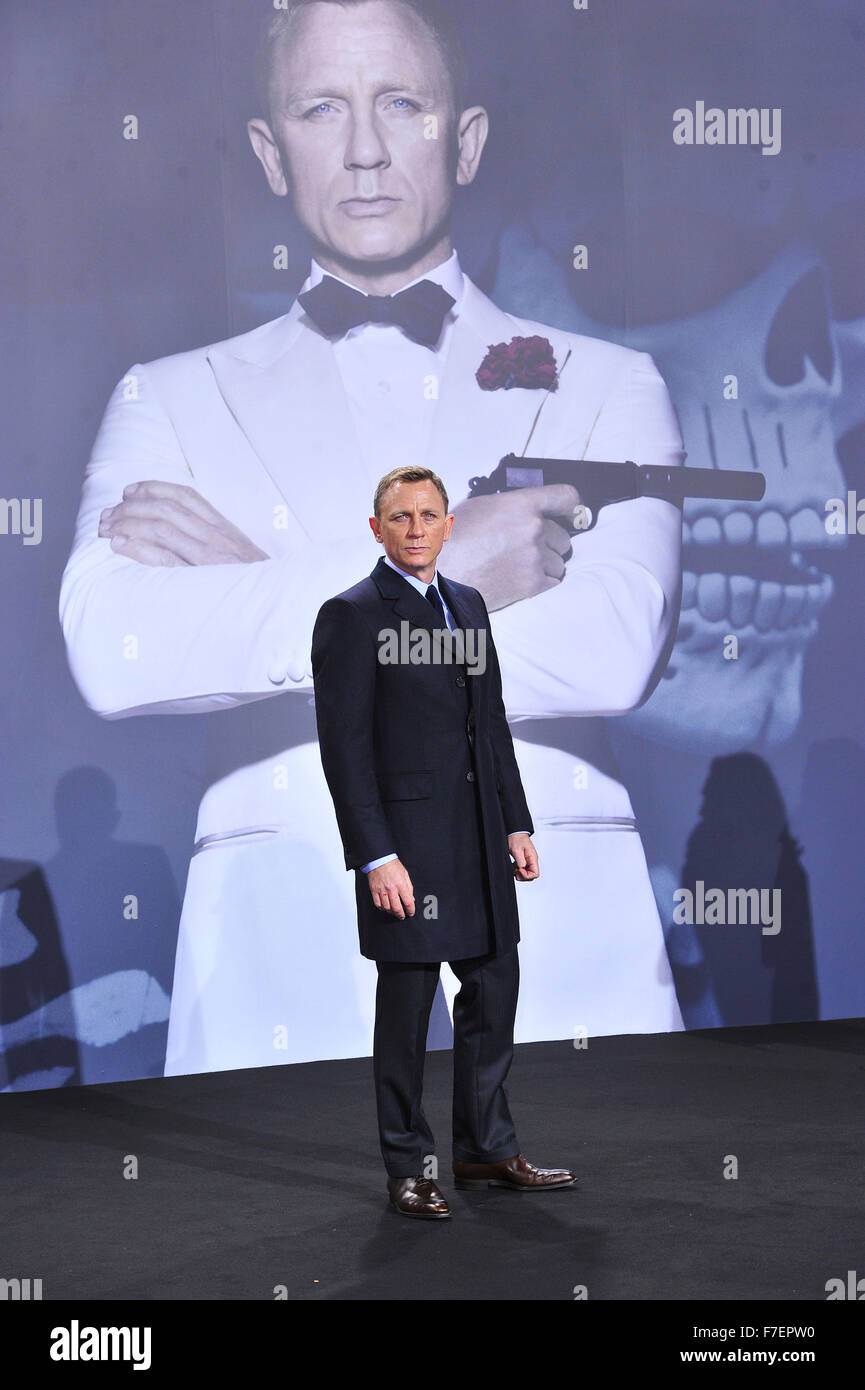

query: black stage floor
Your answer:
[2,1020,863,1301]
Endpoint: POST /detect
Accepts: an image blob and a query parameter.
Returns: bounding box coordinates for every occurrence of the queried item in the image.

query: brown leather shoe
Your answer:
[387,1175,452,1219]
[453,1153,577,1191]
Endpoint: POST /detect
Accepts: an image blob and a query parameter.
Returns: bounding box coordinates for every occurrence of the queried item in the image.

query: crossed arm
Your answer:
[59,364,376,717]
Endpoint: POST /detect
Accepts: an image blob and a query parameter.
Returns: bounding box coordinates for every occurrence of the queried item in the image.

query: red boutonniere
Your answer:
[476,336,573,456]
[476,335,560,392]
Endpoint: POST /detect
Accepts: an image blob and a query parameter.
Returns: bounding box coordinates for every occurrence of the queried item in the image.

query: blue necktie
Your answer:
[425,584,449,630]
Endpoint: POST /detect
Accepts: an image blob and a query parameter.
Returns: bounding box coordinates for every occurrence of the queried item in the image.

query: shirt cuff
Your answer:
[361,852,398,873]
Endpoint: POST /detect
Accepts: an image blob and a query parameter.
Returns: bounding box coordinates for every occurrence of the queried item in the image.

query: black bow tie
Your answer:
[298,274,456,348]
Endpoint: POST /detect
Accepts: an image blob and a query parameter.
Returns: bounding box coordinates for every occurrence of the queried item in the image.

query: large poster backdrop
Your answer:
[1,0,862,1089]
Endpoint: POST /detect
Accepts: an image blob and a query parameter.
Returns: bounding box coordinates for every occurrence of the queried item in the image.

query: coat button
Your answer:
[455,674,466,686]
[466,770,475,782]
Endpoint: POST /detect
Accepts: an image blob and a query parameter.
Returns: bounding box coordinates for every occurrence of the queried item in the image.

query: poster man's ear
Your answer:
[455,106,489,187]
[247,119,289,197]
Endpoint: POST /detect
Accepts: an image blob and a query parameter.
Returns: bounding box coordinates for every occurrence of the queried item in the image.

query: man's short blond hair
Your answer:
[256,1,468,122]
[374,466,450,519]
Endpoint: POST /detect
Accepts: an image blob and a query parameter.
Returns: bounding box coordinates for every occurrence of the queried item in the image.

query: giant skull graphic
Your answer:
[632,242,854,751]
[493,225,852,751]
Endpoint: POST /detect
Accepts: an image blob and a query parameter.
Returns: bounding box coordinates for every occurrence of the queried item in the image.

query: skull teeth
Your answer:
[681,569,833,631]
[684,506,842,552]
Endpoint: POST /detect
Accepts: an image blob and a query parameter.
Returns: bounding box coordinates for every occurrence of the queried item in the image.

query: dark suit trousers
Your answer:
[373,946,521,1177]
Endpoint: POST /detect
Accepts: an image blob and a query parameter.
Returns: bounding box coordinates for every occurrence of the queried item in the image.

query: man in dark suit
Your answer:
[312,465,577,1217]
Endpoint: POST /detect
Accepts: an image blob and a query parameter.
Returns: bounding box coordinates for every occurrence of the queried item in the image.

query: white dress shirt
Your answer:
[299,250,465,490]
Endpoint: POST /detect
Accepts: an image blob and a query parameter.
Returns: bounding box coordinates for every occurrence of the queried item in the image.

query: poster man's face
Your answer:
[249,1,484,280]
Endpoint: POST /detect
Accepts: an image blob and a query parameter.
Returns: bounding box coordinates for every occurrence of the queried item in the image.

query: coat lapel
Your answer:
[371,554,439,634]
[370,558,486,719]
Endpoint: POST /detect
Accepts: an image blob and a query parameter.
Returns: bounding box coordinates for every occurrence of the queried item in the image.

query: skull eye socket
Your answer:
[765,267,834,387]
[540,207,806,326]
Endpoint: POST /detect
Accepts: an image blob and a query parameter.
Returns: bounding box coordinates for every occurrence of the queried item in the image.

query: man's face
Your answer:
[249,1,484,282]
[370,479,453,576]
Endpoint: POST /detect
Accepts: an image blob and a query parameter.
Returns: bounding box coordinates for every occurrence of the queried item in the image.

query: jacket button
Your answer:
[466,770,475,782]
[455,674,466,686]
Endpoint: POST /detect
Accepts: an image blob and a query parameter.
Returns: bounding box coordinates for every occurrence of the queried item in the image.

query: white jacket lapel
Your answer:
[425,277,575,498]
[206,310,369,546]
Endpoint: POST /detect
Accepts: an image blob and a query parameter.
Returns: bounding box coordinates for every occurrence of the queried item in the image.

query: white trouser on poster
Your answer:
[164,740,682,1077]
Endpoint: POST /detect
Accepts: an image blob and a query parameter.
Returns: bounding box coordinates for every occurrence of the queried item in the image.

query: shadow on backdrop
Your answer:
[677,753,817,1027]
[1,766,179,1089]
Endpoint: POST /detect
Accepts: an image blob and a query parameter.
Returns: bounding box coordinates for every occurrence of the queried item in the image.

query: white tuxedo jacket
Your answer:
[60,272,684,844]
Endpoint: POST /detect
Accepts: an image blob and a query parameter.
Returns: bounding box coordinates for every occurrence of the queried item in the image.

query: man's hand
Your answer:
[98,480,269,566]
[443,485,581,611]
[368,858,416,919]
[508,832,539,882]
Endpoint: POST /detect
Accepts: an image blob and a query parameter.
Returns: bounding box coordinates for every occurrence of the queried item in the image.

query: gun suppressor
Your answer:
[468,454,767,508]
